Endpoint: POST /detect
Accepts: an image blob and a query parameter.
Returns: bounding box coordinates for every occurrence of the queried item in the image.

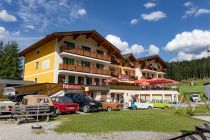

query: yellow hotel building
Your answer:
[20,30,179,103]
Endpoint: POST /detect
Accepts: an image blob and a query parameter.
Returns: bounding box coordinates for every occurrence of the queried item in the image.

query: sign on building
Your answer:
[42,59,50,69]
[3,87,16,96]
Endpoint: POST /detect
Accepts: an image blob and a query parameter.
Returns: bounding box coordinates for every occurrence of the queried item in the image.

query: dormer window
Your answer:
[96,50,104,55]
[82,46,91,52]
[36,50,40,55]
[64,41,75,49]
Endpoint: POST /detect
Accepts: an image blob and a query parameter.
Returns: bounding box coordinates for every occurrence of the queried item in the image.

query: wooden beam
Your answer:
[86,33,94,39]
[73,34,80,40]
[97,41,106,47]
[57,35,64,42]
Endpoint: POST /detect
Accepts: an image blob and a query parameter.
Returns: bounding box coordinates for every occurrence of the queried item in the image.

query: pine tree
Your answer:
[0,41,23,80]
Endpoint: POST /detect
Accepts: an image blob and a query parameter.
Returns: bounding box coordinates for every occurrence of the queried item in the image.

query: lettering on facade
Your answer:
[63,84,83,89]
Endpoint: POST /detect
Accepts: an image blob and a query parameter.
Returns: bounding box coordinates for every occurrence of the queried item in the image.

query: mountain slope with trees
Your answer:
[165,57,210,81]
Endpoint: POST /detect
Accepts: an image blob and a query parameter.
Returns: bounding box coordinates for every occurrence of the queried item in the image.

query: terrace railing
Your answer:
[59,63,111,76]
[60,45,111,61]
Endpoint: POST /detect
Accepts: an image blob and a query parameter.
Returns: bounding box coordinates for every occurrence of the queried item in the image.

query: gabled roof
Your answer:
[19,30,121,57]
[137,55,167,68]
[122,53,136,61]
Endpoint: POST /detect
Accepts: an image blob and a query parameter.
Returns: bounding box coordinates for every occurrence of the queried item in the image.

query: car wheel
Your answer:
[164,106,169,109]
[83,105,90,113]
[55,108,61,115]
[107,107,112,112]
[147,106,152,109]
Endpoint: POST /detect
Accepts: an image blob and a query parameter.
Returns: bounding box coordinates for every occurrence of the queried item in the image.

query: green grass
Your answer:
[179,78,210,86]
[193,105,210,114]
[54,110,203,133]
[178,85,204,95]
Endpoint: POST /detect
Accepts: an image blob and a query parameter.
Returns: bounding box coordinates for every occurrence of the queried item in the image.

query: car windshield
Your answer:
[84,95,93,100]
[192,94,198,97]
[59,97,73,103]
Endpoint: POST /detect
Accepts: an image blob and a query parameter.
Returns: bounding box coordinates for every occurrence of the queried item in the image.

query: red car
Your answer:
[51,96,79,115]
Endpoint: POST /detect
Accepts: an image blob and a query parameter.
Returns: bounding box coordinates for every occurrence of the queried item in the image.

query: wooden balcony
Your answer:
[59,64,111,76]
[60,45,111,61]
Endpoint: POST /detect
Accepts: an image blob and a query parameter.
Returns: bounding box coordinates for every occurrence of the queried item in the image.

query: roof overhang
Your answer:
[19,30,122,57]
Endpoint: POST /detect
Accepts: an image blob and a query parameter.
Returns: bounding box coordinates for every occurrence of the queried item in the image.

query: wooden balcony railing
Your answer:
[60,45,111,61]
[59,64,111,76]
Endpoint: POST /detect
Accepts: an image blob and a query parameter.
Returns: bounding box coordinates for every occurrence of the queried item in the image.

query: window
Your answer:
[96,50,104,55]
[94,78,100,86]
[78,76,84,84]
[81,61,90,67]
[35,62,39,69]
[96,63,104,70]
[110,68,115,72]
[102,79,106,85]
[64,41,75,49]
[81,46,91,52]
[86,77,92,85]
[63,57,74,65]
[68,75,75,84]
[58,75,65,83]
[35,78,37,83]
[21,99,28,105]
[36,50,40,55]
[125,71,128,75]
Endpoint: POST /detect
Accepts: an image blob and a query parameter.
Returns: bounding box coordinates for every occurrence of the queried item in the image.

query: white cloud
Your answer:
[171,51,208,61]
[183,2,210,18]
[0,27,9,40]
[165,29,210,61]
[195,9,210,16]
[144,2,156,9]
[130,44,144,55]
[105,34,144,55]
[77,9,87,16]
[4,0,12,4]
[0,10,16,22]
[148,44,159,55]
[141,11,166,21]
[184,1,193,7]
[130,19,138,25]
[11,31,20,36]
[25,25,35,30]
[0,26,41,50]
[17,0,86,31]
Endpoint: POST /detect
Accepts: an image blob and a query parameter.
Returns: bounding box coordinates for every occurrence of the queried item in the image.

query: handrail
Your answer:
[39,83,63,96]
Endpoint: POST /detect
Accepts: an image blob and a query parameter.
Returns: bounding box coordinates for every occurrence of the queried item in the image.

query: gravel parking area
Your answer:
[0,120,178,140]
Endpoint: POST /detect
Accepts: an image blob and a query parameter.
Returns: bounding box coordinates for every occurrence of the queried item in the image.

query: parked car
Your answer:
[51,96,79,114]
[18,95,54,114]
[149,99,173,109]
[99,98,123,111]
[0,100,15,115]
[126,99,153,109]
[190,94,201,102]
[170,102,188,108]
[65,93,102,113]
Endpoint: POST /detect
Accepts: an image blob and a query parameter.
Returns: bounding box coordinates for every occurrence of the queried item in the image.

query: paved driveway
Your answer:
[0,121,178,140]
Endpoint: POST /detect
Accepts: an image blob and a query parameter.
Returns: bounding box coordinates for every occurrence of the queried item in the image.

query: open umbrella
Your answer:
[135,78,150,86]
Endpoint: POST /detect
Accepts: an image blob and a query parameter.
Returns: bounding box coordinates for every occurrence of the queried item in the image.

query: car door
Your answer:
[134,100,141,109]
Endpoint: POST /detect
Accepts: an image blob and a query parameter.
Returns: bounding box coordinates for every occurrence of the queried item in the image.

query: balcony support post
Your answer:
[65,75,69,84]
[75,75,78,84]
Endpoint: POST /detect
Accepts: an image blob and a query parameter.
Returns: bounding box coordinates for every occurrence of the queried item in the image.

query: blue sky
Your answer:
[0,0,210,61]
